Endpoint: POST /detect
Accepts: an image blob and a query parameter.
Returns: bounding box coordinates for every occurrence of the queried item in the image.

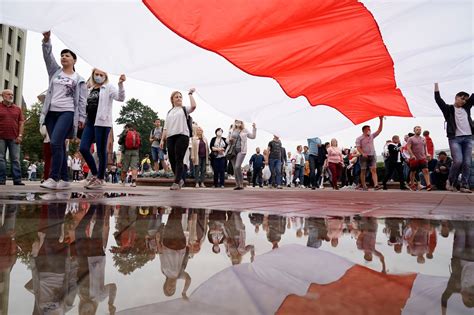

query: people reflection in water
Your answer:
[28,203,76,314]
[267,214,286,250]
[208,210,226,254]
[305,217,328,249]
[326,216,343,247]
[187,208,208,257]
[248,212,264,234]
[157,207,191,299]
[403,219,437,264]
[74,204,116,314]
[288,216,304,238]
[384,218,405,254]
[442,220,474,312]
[0,204,18,314]
[224,212,255,264]
[351,216,386,273]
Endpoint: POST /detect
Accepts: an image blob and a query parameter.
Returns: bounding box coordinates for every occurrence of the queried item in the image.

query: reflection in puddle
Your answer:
[1,202,472,314]
[0,192,140,201]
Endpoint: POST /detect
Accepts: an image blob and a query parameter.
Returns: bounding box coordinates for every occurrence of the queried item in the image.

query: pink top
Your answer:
[327,146,343,164]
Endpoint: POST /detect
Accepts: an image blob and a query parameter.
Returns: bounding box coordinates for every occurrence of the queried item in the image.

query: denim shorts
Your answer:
[151,146,164,162]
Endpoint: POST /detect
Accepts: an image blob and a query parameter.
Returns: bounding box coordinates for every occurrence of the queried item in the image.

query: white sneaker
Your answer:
[195,183,200,188]
[39,193,58,200]
[86,178,104,190]
[459,187,472,194]
[131,182,137,187]
[40,178,58,190]
[84,176,97,188]
[56,180,71,190]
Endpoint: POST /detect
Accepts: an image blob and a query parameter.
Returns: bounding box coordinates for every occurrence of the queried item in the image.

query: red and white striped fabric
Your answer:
[0,0,472,138]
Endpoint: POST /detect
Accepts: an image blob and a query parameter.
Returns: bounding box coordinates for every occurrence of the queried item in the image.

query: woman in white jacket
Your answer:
[228,120,257,190]
[79,69,125,189]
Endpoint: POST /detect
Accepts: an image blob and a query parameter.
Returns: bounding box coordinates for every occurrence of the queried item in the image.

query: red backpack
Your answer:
[125,130,141,150]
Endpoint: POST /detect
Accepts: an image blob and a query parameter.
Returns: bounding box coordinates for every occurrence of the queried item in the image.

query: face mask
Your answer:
[217,131,223,136]
[94,75,105,84]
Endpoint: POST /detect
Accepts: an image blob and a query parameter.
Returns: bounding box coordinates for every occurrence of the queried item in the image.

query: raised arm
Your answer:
[374,116,384,136]
[111,74,126,101]
[188,88,197,114]
[434,83,449,114]
[42,32,61,80]
[247,123,257,139]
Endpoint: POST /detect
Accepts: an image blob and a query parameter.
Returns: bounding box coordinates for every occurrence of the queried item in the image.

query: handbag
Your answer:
[225,143,237,160]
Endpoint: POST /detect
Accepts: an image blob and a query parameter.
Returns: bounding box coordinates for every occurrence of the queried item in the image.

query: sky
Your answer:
[21,31,453,164]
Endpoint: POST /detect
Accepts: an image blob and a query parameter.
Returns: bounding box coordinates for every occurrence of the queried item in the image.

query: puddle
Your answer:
[1,202,472,314]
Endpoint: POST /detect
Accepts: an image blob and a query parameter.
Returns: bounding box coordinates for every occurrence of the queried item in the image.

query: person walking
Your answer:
[266,135,284,189]
[191,126,209,188]
[307,137,322,189]
[406,126,432,191]
[382,135,409,190]
[150,119,168,172]
[79,68,126,189]
[355,116,384,190]
[39,31,87,190]
[327,138,344,190]
[293,145,305,187]
[0,89,25,185]
[160,89,197,190]
[227,120,257,190]
[209,128,227,188]
[435,83,472,193]
[249,147,265,188]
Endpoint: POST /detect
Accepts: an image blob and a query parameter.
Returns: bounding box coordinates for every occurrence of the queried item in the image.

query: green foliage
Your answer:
[22,102,43,161]
[115,98,159,158]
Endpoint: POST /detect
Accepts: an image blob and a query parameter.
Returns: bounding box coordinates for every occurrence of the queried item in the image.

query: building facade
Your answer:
[0,24,27,105]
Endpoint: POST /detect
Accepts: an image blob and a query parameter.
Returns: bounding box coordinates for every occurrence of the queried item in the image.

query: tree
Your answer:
[22,102,43,161]
[115,98,159,158]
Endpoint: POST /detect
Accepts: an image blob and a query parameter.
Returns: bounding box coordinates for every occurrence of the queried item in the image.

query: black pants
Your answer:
[383,161,405,188]
[308,155,322,188]
[211,157,226,187]
[72,170,80,181]
[252,166,263,187]
[167,135,190,184]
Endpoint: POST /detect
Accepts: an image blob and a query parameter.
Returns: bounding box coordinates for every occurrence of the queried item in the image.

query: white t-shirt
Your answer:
[295,152,305,165]
[454,106,472,136]
[30,164,37,173]
[71,157,82,171]
[50,71,78,112]
[160,246,187,279]
[164,106,190,137]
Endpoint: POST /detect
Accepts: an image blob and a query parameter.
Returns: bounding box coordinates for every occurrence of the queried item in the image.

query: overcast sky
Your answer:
[21,32,453,163]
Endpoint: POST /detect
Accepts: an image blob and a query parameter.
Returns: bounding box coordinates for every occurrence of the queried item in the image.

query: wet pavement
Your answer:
[0,185,473,314]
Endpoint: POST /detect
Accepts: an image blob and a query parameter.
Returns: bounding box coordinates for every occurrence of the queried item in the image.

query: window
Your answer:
[4,80,9,89]
[6,53,11,71]
[15,60,19,77]
[17,36,22,52]
[8,27,13,45]
[13,86,18,104]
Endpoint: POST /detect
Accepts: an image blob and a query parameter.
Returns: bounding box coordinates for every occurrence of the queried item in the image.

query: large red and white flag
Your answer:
[0,0,472,137]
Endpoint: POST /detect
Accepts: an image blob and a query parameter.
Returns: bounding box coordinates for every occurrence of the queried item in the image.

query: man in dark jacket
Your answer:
[382,135,409,190]
[435,83,473,193]
[432,151,452,190]
[249,147,264,187]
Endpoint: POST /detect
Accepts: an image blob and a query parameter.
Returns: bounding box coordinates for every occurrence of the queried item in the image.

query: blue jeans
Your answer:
[211,157,226,187]
[195,157,207,184]
[269,159,282,186]
[45,111,74,181]
[448,135,472,188]
[294,164,304,185]
[0,139,22,183]
[151,146,164,162]
[79,121,111,180]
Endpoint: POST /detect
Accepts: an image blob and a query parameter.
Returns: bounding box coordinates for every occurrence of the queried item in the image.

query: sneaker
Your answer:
[426,184,432,191]
[84,176,97,188]
[86,178,104,190]
[131,182,137,187]
[409,184,418,191]
[445,180,452,191]
[39,193,58,200]
[460,187,472,194]
[56,180,71,190]
[179,179,185,188]
[14,182,25,186]
[374,185,382,191]
[40,178,58,190]
[233,187,243,190]
[170,183,180,190]
[195,183,200,188]
[277,185,283,189]
[200,183,207,188]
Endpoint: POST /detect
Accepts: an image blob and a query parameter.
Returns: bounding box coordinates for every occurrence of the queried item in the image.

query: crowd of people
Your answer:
[0,32,472,193]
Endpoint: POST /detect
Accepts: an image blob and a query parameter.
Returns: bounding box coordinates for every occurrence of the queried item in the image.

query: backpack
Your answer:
[125,130,141,150]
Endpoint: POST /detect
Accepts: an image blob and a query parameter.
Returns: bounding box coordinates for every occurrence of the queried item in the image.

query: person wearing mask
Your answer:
[228,120,257,190]
[435,83,473,193]
[80,69,126,189]
[406,126,432,191]
[40,31,87,190]
[307,137,322,189]
[191,126,209,188]
[150,119,168,172]
[249,147,265,188]
[0,89,25,185]
[382,135,410,190]
[355,116,384,191]
[327,139,344,190]
[209,128,227,188]
[266,135,284,189]
[160,89,197,190]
